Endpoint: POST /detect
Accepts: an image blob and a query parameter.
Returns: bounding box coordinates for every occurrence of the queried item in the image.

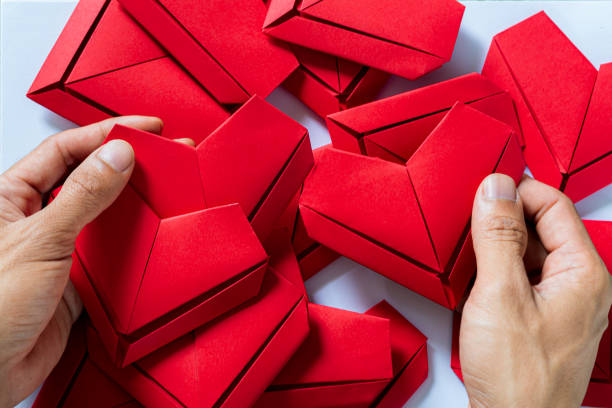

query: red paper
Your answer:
[27,0,231,143]
[32,319,141,408]
[87,240,310,408]
[284,45,389,117]
[292,207,340,281]
[301,103,525,309]
[326,72,523,161]
[255,301,427,407]
[264,0,465,79]
[451,220,612,407]
[117,0,298,103]
[263,228,308,298]
[275,146,340,280]
[73,96,313,366]
[482,12,612,202]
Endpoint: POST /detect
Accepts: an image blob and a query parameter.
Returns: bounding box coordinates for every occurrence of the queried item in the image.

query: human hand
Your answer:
[460,174,612,408]
[0,116,163,407]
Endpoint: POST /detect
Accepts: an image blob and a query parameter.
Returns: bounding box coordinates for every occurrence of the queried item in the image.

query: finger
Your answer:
[518,176,593,254]
[35,139,134,240]
[518,177,610,297]
[1,116,161,215]
[471,174,531,295]
[174,138,195,146]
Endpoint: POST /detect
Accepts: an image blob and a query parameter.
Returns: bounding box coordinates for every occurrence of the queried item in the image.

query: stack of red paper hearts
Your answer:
[27,0,612,407]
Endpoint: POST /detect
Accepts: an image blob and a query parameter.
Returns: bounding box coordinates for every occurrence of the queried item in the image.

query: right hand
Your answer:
[461,174,612,408]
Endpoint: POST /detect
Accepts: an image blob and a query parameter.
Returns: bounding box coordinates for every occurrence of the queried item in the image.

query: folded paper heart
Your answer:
[284,45,389,118]
[117,0,297,104]
[68,96,313,366]
[327,72,523,162]
[32,319,142,408]
[87,236,309,408]
[255,301,428,407]
[452,220,612,406]
[27,0,235,142]
[482,12,612,202]
[300,103,525,308]
[263,0,465,80]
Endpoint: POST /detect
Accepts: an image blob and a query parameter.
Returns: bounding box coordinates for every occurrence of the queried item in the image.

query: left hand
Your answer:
[0,116,162,407]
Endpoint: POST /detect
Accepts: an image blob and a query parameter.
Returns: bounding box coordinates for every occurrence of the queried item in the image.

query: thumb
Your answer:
[41,139,134,239]
[471,174,530,296]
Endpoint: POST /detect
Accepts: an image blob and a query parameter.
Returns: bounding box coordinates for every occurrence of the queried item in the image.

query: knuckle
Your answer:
[557,193,582,219]
[558,193,577,212]
[480,215,527,248]
[94,121,113,142]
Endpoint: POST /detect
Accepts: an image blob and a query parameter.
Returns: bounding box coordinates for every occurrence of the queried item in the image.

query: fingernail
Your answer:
[483,174,517,201]
[97,140,134,172]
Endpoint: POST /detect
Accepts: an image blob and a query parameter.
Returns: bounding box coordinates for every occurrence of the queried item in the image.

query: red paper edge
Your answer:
[564,151,612,203]
[483,38,563,188]
[89,296,308,407]
[375,345,428,408]
[258,379,392,406]
[74,241,267,367]
[283,67,344,118]
[117,0,249,104]
[450,313,463,381]
[263,0,295,29]
[32,319,87,408]
[297,244,339,281]
[28,87,112,126]
[326,116,364,154]
[343,68,389,110]
[70,251,121,364]
[583,380,612,407]
[121,262,267,366]
[222,297,309,407]
[284,66,388,118]
[444,231,475,311]
[298,205,451,308]
[28,0,106,93]
[365,300,429,407]
[263,15,446,79]
[250,134,314,240]
[86,328,182,408]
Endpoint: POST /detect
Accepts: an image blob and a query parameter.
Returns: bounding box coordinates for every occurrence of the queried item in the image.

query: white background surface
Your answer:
[2,1,612,407]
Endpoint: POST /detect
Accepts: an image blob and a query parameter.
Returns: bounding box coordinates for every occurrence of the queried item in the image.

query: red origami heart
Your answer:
[256,301,428,408]
[27,0,231,142]
[263,0,465,79]
[326,72,523,162]
[482,11,612,202]
[87,233,308,408]
[300,103,525,308]
[71,96,313,366]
